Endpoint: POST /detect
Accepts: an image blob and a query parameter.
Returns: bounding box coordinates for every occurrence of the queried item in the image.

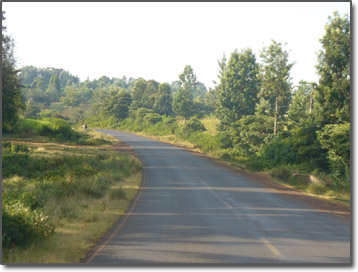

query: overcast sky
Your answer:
[3,2,350,89]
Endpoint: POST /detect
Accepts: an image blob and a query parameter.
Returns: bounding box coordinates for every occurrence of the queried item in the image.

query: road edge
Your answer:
[119,129,350,222]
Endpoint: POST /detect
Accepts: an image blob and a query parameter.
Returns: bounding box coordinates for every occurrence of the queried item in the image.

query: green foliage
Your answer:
[162,116,178,134]
[262,140,297,167]
[45,75,61,103]
[217,48,260,128]
[2,12,25,132]
[318,122,350,184]
[287,81,312,124]
[102,88,132,120]
[173,65,197,122]
[244,156,267,172]
[2,144,141,249]
[153,83,173,116]
[109,187,127,200]
[60,85,93,107]
[2,202,55,248]
[231,115,274,156]
[178,118,206,139]
[15,118,86,143]
[271,166,291,181]
[290,120,329,172]
[143,113,162,126]
[315,12,350,125]
[259,40,293,117]
[2,142,31,154]
[130,78,158,110]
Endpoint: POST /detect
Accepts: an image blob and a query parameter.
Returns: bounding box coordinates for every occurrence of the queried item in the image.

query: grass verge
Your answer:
[124,129,350,206]
[2,134,142,263]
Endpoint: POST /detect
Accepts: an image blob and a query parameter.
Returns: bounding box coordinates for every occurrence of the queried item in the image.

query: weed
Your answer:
[109,187,127,200]
[271,166,292,181]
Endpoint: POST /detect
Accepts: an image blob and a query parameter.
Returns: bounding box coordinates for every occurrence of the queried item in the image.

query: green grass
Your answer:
[200,116,220,135]
[2,135,142,263]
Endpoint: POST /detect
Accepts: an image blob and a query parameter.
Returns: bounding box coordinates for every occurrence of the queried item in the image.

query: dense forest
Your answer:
[3,11,350,191]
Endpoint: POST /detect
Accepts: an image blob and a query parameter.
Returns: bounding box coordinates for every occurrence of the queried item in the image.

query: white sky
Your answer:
[3,2,350,89]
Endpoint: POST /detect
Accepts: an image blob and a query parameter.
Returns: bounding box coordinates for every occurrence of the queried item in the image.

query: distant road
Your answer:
[84,130,350,264]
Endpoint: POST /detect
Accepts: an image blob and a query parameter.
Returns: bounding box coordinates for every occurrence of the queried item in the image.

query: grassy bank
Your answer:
[2,132,142,263]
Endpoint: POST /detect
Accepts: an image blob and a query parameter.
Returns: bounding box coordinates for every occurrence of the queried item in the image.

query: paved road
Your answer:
[84,130,350,264]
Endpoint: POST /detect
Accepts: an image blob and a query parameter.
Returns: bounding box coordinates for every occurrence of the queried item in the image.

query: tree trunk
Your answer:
[183,116,186,124]
[274,97,278,135]
[309,91,313,114]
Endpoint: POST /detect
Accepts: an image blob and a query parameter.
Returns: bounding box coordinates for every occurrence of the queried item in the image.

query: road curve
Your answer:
[83,130,350,264]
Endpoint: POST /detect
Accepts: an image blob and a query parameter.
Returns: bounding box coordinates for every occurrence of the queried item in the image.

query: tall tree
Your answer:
[173,65,197,123]
[2,11,25,131]
[217,48,260,129]
[259,40,293,134]
[45,74,61,103]
[102,88,132,120]
[287,81,312,124]
[315,11,350,125]
[131,78,147,110]
[154,83,173,116]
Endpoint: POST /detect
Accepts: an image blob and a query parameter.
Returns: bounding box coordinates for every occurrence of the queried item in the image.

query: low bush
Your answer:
[262,140,298,167]
[245,156,268,172]
[15,118,83,143]
[109,187,127,200]
[2,201,55,248]
[307,183,328,195]
[271,166,292,181]
[177,118,206,140]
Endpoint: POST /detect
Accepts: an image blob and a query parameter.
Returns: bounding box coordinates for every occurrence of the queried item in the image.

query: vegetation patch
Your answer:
[2,136,142,263]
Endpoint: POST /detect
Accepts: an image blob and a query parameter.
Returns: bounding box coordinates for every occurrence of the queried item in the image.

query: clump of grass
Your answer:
[109,187,127,200]
[307,183,328,195]
[271,166,292,181]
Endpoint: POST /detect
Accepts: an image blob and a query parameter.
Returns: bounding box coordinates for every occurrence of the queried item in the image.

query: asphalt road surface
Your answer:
[84,130,350,264]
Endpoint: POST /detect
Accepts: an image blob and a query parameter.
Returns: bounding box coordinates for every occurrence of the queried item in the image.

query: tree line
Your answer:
[3,11,350,187]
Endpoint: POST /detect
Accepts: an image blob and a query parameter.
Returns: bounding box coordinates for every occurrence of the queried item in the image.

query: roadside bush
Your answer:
[162,116,178,134]
[245,156,268,172]
[307,183,328,195]
[215,132,233,149]
[262,140,298,167]
[2,142,31,154]
[143,113,162,126]
[109,187,127,200]
[188,132,217,153]
[178,118,206,139]
[317,122,350,185]
[231,115,275,157]
[2,201,54,248]
[15,118,83,143]
[271,166,292,181]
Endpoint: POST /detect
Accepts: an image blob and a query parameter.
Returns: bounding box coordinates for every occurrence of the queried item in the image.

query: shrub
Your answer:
[245,156,268,172]
[188,133,218,153]
[179,118,206,139]
[262,140,298,167]
[143,113,162,126]
[271,166,292,181]
[109,187,127,200]
[307,183,328,195]
[16,118,83,143]
[2,202,54,248]
[317,122,350,185]
[2,142,31,154]
[215,132,233,149]
[231,115,275,157]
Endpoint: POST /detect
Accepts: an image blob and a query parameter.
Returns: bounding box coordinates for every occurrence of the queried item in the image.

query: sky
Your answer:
[3,2,351,90]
